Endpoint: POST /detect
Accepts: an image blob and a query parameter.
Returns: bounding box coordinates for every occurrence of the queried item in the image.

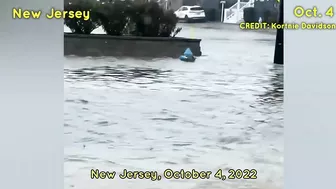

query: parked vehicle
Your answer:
[174,6,206,22]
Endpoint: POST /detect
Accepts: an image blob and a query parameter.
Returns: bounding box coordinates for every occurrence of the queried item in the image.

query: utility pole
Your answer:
[273,0,283,64]
[220,1,226,22]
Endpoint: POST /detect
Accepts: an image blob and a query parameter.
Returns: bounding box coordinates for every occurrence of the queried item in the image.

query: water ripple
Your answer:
[64,23,283,189]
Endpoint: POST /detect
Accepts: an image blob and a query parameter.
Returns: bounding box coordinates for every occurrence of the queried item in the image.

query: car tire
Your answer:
[184,15,190,23]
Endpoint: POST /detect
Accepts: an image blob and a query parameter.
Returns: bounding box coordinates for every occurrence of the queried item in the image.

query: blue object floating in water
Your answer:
[183,48,193,57]
[179,55,195,62]
[180,47,196,62]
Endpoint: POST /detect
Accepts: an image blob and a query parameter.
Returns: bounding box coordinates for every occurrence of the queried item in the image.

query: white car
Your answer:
[174,6,206,22]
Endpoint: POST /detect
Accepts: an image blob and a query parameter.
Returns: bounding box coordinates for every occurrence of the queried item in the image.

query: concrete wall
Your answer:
[64,33,202,57]
[168,0,220,11]
[200,0,220,9]
[168,0,198,11]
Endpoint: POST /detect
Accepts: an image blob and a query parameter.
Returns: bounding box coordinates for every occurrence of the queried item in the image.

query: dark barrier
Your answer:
[273,0,283,64]
[64,33,202,58]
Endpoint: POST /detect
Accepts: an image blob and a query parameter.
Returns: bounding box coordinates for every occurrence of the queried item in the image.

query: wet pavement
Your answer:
[64,22,283,189]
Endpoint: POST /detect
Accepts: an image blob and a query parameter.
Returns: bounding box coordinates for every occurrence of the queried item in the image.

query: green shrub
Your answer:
[98,0,133,36]
[64,0,178,37]
[132,2,178,37]
[64,0,101,34]
[158,10,178,37]
[243,7,256,23]
[129,2,165,37]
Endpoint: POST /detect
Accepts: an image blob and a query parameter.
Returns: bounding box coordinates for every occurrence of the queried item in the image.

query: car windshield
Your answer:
[190,7,203,10]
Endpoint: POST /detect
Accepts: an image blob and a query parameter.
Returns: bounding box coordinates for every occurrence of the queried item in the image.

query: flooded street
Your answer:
[64,23,283,189]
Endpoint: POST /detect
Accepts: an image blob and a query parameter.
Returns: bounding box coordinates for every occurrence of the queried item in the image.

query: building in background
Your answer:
[66,0,259,21]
